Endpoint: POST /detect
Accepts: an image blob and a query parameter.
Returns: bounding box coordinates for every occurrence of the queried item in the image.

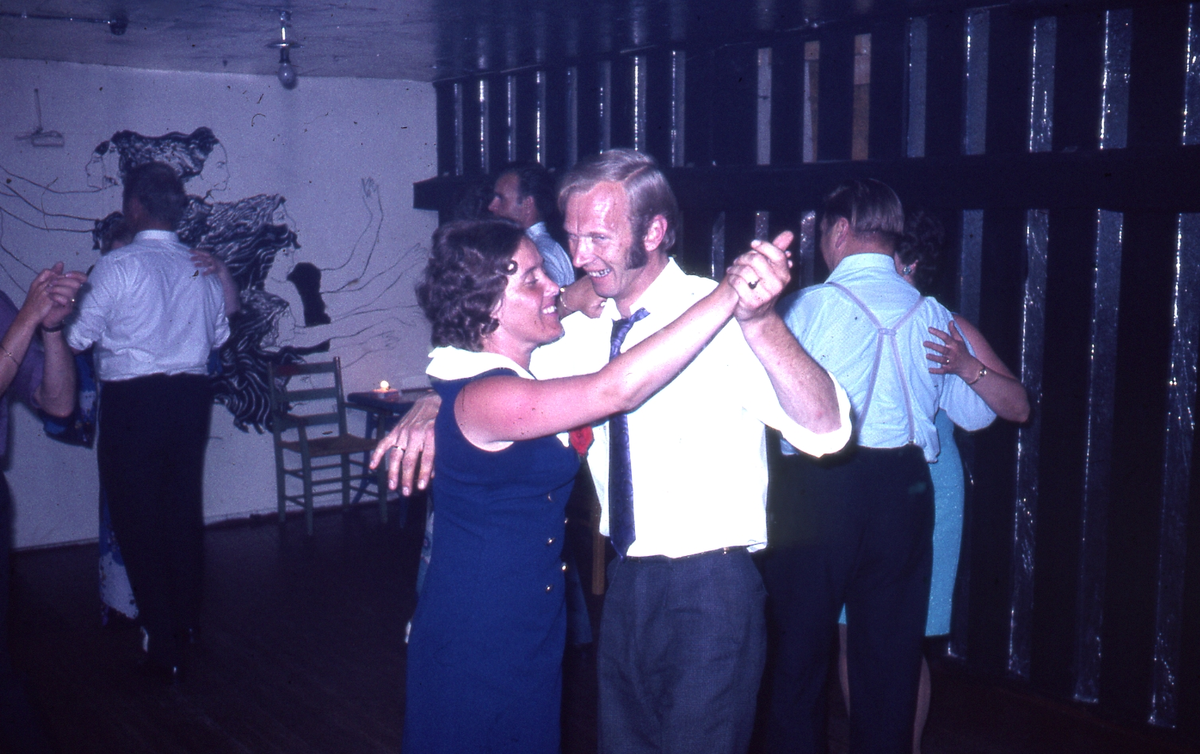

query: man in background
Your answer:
[489,162,576,287]
[68,161,230,681]
[766,179,997,754]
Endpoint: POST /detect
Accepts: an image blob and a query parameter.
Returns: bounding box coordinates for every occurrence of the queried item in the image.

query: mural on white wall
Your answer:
[1,125,425,433]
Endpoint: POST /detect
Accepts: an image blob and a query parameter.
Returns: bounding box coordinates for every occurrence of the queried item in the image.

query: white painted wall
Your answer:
[0,58,437,548]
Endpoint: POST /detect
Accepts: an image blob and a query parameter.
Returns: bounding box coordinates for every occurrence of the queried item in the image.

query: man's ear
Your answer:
[831,216,851,249]
[123,197,145,227]
[518,194,539,225]
[643,214,668,253]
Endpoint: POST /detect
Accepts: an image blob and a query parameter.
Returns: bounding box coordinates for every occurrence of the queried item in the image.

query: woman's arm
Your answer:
[925,318,1030,423]
[6,264,86,415]
[459,281,738,449]
[459,240,782,449]
[191,248,241,316]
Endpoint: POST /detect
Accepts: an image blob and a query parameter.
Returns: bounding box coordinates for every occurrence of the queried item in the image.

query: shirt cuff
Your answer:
[776,371,853,458]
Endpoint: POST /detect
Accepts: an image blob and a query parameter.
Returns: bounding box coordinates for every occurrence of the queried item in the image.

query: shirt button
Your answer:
[546,584,553,592]
[561,562,568,572]
[546,537,555,546]
[564,517,569,525]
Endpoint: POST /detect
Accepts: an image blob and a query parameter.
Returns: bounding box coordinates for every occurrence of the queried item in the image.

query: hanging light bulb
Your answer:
[268,10,300,90]
[278,47,297,89]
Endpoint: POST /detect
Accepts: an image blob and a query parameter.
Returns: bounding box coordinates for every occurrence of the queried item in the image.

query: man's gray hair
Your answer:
[821,178,904,248]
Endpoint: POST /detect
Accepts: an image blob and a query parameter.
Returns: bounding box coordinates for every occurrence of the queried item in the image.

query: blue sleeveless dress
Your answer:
[402,370,580,753]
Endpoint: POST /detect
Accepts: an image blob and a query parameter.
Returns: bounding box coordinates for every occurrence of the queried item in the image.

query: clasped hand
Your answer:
[25,262,87,330]
[724,230,794,319]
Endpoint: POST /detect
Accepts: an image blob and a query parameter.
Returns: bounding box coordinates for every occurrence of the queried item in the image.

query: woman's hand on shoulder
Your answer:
[370,391,440,496]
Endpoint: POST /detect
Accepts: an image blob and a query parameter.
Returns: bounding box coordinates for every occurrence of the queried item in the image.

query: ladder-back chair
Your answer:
[268,358,388,535]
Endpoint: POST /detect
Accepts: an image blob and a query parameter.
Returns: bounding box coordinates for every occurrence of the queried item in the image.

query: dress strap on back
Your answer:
[827,282,923,444]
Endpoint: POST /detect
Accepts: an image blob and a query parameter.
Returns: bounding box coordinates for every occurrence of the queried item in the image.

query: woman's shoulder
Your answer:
[432,368,518,402]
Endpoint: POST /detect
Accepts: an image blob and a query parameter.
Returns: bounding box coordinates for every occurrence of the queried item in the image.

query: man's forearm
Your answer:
[740,312,841,434]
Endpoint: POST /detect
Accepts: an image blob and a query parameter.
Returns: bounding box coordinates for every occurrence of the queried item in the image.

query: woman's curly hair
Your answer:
[417,219,526,351]
[895,210,945,293]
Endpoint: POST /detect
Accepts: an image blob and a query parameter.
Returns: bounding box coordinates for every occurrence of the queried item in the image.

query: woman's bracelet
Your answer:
[0,343,18,368]
[967,364,989,385]
[41,322,65,333]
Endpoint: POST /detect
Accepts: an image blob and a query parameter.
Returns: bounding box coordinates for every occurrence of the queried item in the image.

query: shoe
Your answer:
[138,655,185,685]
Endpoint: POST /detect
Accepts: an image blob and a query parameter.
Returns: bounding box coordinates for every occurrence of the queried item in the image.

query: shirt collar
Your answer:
[598,257,684,322]
[133,229,181,243]
[426,346,534,381]
[829,251,896,280]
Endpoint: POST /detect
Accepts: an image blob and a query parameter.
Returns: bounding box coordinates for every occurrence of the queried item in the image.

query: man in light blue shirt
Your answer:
[488,163,576,287]
[764,179,995,754]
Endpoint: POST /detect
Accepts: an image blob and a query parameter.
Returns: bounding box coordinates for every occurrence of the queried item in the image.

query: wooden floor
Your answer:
[5,495,1196,754]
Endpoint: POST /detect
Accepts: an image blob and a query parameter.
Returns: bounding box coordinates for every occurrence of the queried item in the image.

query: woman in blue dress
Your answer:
[400,218,771,753]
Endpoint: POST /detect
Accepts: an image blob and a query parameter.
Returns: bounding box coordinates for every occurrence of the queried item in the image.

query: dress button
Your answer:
[546,584,553,592]
[546,537,555,546]
[564,517,569,525]
[561,562,568,572]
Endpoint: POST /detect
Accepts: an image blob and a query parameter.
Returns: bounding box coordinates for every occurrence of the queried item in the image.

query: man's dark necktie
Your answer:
[608,307,649,558]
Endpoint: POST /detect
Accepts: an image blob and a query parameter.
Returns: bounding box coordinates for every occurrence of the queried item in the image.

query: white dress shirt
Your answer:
[780,252,995,462]
[68,230,230,382]
[531,259,851,558]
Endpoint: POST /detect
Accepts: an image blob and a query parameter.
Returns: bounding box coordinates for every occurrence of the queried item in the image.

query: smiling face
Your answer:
[485,237,564,365]
[564,181,667,315]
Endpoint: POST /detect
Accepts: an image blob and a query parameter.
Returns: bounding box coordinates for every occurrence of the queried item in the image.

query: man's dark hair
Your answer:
[498,162,559,225]
[820,178,904,250]
[417,219,526,351]
[558,149,680,259]
[122,161,188,229]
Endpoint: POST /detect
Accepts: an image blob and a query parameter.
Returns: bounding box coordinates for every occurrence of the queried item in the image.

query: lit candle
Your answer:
[374,380,399,401]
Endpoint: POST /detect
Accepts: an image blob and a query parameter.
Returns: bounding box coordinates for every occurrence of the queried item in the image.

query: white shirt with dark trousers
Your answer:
[766,252,995,754]
[532,258,850,754]
[68,229,228,669]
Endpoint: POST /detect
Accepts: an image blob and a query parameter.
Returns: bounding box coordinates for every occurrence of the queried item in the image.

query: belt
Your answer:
[624,545,748,563]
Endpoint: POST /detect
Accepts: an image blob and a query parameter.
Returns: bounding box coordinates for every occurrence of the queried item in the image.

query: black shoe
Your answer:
[137,655,185,685]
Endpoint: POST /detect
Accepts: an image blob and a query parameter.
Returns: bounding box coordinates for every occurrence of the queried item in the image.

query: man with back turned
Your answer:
[68,161,230,680]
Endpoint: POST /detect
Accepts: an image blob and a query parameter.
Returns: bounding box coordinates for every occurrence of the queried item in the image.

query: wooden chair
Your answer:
[268,358,388,535]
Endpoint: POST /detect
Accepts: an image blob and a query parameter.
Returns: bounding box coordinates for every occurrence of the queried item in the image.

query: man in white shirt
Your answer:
[377,149,851,753]
[488,162,576,288]
[68,161,230,681]
[767,179,996,754]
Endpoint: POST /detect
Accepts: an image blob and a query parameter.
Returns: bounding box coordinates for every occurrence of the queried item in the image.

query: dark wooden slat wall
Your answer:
[769,39,801,168]
[925,9,966,159]
[867,19,907,162]
[413,3,1200,742]
[1031,207,1096,698]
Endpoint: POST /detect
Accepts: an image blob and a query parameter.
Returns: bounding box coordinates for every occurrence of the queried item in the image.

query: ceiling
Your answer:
[0,0,1146,83]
